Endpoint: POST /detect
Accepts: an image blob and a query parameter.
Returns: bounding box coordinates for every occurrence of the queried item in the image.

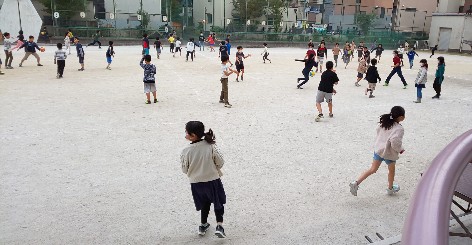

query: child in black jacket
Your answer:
[365,58,381,98]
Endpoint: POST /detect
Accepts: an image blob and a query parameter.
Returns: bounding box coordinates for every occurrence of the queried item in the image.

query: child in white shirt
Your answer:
[186,38,195,61]
[174,37,182,57]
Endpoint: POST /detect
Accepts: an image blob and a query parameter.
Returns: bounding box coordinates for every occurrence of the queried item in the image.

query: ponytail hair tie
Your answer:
[389,115,393,120]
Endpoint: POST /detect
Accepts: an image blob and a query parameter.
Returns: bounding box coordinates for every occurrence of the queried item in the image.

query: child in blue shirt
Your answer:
[226,41,232,56]
[407,47,419,69]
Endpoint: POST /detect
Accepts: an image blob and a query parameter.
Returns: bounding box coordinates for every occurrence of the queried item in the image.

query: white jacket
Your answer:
[374,123,405,161]
[415,66,428,85]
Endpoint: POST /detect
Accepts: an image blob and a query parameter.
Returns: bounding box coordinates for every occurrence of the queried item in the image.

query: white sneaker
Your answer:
[386,184,400,195]
[349,181,359,196]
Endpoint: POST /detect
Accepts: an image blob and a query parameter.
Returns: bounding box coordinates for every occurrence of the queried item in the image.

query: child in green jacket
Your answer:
[432,56,445,99]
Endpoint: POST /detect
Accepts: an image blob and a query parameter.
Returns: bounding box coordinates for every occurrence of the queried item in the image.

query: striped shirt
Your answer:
[54,49,68,60]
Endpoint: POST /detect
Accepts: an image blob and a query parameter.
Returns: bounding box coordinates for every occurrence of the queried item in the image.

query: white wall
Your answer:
[429,14,472,51]
[438,0,461,13]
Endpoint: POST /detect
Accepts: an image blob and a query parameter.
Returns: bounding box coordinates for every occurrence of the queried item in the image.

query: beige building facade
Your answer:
[429,0,472,51]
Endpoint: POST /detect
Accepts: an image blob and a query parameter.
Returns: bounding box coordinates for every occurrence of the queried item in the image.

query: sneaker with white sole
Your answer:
[215,225,226,238]
[349,181,359,196]
[386,184,400,195]
[198,223,210,236]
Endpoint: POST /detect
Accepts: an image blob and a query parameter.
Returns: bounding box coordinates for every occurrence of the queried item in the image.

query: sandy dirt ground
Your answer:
[1,44,471,244]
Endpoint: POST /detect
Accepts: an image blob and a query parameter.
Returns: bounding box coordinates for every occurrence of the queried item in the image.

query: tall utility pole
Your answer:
[139,0,143,29]
[245,0,248,32]
[223,0,226,30]
[212,0,215,31]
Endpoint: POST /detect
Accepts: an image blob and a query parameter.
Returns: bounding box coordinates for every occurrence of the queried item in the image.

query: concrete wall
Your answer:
[429,14,472,51]
[394,0,437,33]
[192,0,232,31]
[438,0,461,13]
[103,0,162,29]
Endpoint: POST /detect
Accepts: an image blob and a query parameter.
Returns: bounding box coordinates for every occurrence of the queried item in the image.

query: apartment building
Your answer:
[429,0,472,51]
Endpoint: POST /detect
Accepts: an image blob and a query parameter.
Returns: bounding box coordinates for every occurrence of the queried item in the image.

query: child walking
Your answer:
[413,59,428,103]
[349,106,406,196]
[142,33,150,56]
[219,56,238,108]
[315,61,339,122]
[154,37,162,59]
[235,46,251,82]
[3,32,15,69]
[75,37,85,71]
[355,56,367,87]
[181,121,227,238]
[261,43,271,63]
[54,43,67,78]
[186,38,195,61]
[174,37,182,57]
[295,53,317,89]
[364,58,381,98]
[64,32,71,55]
[432,56,445,99]
[140,55,157,104]
[407,47,419,69]
[106,41,115,70]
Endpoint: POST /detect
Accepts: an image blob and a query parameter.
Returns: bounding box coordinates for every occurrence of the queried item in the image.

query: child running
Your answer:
[295,53,317,89]
[87,30,102,48]
[316,43,327,72]
[186,38,195,61]
[432,56,445,99]
[75,37,85,71]
[315,61,339,121]
[332,43,340,68]
[174,37,182,57]
[430,45,438,58]
[140,55,157,104]
[3,32,16,69]
[10,30,24,52]
[355,56,367,87]
[219,56,238,108]
[371,44,384,63]
[53,43,67,78]
[154,37,162,59]
[343,42,351,69]
[413,59,428,103]
[235,46,251,82]
[181,121,227,238]
[407,47,419,69]
[168,34,175,53]
[261,43,271,63]
[349,106,406,196]
[364,58,381,98]
[207,34,215,52]
[219,41,233,66]
[106,41,115,70]
[383,51,408,89]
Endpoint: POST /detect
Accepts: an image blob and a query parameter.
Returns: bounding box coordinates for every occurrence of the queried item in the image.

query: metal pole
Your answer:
[459,15,468,52]
[245,0,248,32]
[212,0,215,31]
[17,0,22,31]
[223,0,226,30]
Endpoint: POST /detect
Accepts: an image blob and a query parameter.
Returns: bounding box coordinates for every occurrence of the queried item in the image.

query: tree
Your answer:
[162,0,184,23]
[137,9,150,29]
[39,0,85,20]
[355,13,377,35]
[266,0,287,32]
[232,0,266,22]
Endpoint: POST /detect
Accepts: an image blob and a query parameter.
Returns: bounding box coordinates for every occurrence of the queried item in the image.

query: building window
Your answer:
[206,13,213,24]
[380,7,385,18]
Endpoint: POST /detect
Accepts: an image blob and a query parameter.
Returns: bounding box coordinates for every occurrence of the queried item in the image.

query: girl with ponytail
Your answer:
[181,121,227,238]
[349,106,406,196]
